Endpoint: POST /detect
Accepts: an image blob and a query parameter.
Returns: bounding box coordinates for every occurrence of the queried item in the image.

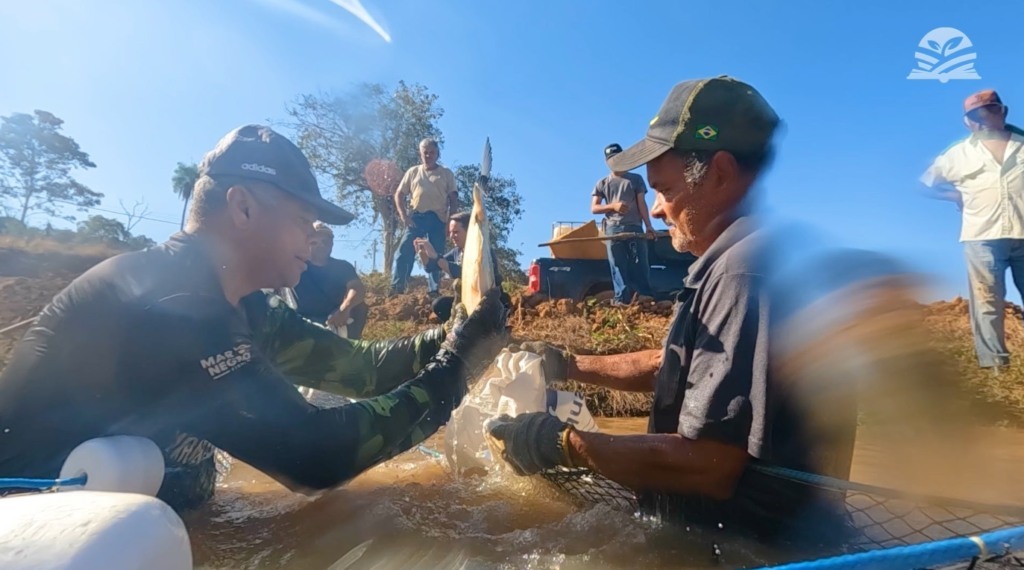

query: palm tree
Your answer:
[171,162,199,230]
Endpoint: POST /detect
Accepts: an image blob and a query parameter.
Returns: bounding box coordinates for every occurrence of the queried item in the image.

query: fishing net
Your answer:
[537,466,1024,568]
[842,486,1024,551]
[539,467,638,512]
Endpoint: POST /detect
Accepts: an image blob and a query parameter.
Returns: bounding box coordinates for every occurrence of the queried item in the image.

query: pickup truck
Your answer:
[526,232,697,302]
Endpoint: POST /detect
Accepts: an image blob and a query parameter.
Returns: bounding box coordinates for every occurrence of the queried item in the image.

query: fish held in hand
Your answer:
[461,138,496,314]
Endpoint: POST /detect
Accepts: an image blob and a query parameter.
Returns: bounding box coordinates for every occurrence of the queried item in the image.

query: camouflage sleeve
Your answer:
[243,292,445,399]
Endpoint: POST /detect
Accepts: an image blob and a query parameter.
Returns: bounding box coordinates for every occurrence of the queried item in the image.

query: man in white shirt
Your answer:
[921,89,1024,369]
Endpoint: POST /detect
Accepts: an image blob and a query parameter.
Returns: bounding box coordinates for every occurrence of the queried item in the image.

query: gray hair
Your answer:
[185,175,232,231]
[419,138,440,151]
[673,147,775,187]
[185,175,278,231]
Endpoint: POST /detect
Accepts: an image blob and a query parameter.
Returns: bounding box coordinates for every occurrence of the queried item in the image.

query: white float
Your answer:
[0,436,193,570]
[58,435,166,496]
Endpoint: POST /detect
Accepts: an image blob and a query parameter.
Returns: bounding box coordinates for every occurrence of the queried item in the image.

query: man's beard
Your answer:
[669,226,695,254]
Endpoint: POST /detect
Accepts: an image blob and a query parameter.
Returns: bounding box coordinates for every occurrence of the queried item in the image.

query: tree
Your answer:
[76,214,155,250]
[452,164,526,285]
[118,198,150,233]
[124,234,156,250]
[285,81,444,276]
[77,214,130,243]
[171,162,199,230]
[0,110,102,224]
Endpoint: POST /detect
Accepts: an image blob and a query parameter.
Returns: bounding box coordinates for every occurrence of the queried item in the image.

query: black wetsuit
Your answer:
[0,233,460,511]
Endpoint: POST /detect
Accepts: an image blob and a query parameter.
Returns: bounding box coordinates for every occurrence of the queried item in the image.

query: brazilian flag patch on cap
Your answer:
[695,125,718,140]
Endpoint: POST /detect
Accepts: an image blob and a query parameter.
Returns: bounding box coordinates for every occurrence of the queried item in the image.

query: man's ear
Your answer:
[707,151,739,192]
[225,185,254,229]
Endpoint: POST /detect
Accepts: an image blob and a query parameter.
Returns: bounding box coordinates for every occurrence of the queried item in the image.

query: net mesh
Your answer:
[843,489,1024,551]
[539,466,1024,568]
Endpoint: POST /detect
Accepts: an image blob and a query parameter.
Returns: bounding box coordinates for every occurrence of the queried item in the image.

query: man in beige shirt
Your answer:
[391,138,458,295]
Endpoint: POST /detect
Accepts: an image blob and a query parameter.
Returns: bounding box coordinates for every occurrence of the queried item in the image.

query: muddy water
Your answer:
[187,419,1024,570]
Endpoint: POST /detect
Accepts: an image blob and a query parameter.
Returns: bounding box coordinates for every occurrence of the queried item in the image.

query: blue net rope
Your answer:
[0,475,87,491]
[754,526,1024,570]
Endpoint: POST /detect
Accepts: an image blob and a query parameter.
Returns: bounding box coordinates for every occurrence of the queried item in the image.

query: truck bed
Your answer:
[528,236,696,302]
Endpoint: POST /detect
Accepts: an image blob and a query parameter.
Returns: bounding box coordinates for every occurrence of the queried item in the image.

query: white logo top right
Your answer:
[907,27,981,82]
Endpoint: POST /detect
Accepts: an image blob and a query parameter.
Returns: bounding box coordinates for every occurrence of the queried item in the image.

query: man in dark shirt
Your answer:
[0,125,507,512]
[592,143,656,305]
[293,222,369,339]
[415,211,504,322]
[487,77,853,550]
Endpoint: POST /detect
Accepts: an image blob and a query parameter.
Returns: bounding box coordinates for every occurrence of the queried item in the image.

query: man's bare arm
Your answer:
[394,188,410,225]
[339,278,366,313]
[591,195,617,215]
[448,190,459,221]
[567,430,749,500]
[637,196,655,233]
[569,350,661,392]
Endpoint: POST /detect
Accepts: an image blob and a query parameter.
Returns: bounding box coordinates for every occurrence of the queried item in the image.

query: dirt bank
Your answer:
[3,242,1024,424]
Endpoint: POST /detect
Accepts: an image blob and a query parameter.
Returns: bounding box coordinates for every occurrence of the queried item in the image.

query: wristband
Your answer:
[559,424,577,469]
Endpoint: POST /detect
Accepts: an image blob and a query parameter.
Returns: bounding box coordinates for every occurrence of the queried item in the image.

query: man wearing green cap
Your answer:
[489,77,853,549]
[0,124,508,512]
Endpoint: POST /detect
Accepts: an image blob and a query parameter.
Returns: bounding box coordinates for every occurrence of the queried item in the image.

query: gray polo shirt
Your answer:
[592,172,647,227]
[644,216,851,547]
[651,216,776,453]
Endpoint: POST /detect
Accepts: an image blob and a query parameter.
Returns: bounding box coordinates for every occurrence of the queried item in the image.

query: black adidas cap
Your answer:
[199,125,354,225]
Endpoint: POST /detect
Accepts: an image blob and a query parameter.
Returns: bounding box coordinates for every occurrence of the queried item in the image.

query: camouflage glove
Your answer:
[507,341,571,385]
[485,412,574,475]
[440,288,510,377]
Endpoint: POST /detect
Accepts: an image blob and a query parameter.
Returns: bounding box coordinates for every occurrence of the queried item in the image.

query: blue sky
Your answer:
[2,0,1023,301]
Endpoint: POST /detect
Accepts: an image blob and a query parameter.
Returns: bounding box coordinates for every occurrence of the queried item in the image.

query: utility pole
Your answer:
[370,239,378,272]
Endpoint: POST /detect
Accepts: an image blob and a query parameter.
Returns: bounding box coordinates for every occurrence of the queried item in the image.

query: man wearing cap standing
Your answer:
[921,90,1024,370]
[592,143,656,305]
[391,138,459,296]
[0,125,507,512]
[487,77,854,550]
[292,222,369,340]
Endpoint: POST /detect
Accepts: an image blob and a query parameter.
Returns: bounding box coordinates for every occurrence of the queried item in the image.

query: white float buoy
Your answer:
[58,435,166,496]
[0,490,192,570]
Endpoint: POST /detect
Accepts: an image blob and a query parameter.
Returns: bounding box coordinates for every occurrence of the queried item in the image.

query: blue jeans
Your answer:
[605,223,652,303]
[964,239,1024,367]
[391,211,446,294]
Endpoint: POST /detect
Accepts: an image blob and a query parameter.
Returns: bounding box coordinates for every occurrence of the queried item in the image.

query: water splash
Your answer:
[328,0,391,42]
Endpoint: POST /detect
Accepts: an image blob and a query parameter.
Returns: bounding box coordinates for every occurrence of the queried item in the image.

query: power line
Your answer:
[52,200,180,226]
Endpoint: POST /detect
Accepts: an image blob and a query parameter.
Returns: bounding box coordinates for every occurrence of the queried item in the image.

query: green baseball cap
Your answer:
[607,76,780,172]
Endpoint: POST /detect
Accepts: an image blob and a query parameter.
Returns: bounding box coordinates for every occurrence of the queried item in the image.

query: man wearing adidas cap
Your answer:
[488,77,853,549]
[0,125,508,511]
